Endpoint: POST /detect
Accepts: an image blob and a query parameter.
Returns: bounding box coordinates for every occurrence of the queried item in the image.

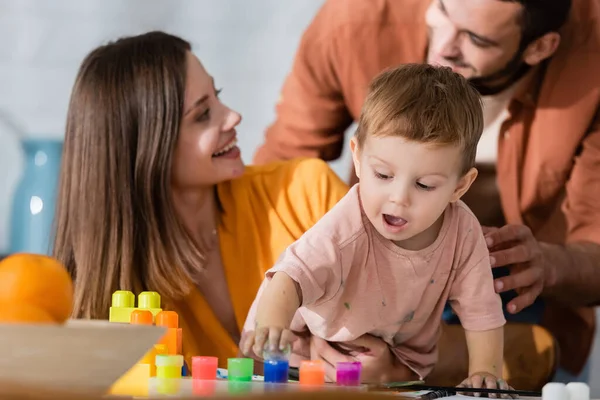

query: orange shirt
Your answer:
[170,158,348,368]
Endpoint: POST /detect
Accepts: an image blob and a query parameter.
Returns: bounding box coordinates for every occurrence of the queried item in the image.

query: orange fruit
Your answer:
[0,302,56,324]
[0,253,74,323]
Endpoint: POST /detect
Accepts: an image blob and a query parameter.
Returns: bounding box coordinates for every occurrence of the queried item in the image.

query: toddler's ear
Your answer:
[350,137,361,179]
[451,167,478,202]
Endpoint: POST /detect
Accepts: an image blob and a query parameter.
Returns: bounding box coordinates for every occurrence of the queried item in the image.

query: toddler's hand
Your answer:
[458,372,517,398]
[241,326,297,359]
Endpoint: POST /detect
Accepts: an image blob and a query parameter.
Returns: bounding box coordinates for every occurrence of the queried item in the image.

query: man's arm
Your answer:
[541,238,600,307]
[546,110,600,305]
[253,0,353,164]
[489,112,600,309]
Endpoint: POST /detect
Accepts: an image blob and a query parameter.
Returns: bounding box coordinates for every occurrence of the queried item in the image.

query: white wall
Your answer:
[0,0,354,253]
[0,0,597,392]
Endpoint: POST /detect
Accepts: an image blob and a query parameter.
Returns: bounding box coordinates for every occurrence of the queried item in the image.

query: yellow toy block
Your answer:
[109,290,162,323]
[109,363,152,397]
[108,344,168,396]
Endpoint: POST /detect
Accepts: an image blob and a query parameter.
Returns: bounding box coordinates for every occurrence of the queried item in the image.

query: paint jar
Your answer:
[227,358,253,382]
[155,355,184,395]
[300,360,326,386]
[336,361,362,386]
[155,354,184,379]
[263,347,290,384]
[264,358,289,383]
[192,356,218,380]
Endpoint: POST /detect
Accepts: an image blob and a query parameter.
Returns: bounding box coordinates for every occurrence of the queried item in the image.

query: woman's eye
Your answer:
[196,109,210,122]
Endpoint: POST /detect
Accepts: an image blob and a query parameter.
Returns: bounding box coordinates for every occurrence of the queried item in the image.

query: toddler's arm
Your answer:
[463,327,504,384]
[447,211,507,388]
[240,228,345,359]
[242,272,302,356]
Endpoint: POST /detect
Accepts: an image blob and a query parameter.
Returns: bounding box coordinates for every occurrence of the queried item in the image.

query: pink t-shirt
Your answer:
[242,184,505,378]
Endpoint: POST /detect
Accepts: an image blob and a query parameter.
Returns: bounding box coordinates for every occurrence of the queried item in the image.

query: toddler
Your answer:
[241,63,506,389]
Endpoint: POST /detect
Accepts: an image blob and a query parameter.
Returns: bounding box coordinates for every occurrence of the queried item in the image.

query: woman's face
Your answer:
[172,52,244,189]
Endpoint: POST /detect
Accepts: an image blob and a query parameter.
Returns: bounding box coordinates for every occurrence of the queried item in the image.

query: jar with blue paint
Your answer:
[263,345,290,383]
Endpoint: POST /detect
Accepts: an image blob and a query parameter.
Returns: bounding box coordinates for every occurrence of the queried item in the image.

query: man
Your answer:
[254,0,600,384]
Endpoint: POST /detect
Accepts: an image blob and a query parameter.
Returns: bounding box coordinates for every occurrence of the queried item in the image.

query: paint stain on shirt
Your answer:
[402,310,415,323]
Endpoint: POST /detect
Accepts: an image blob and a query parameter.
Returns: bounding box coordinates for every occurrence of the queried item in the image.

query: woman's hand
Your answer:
[309,334,417,383]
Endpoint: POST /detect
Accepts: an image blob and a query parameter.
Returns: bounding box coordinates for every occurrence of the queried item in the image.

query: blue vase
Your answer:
[9,139,63,255]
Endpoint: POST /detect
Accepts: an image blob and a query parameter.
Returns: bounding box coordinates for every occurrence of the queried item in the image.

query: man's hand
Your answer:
[310,334,416,383]
[482,224,546,314]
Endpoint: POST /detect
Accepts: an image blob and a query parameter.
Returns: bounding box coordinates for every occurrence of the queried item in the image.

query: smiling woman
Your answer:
[172,52,245,190]
[50,31,349,367]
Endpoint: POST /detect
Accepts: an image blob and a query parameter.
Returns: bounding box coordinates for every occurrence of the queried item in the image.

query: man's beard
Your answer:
[467,46,531,96]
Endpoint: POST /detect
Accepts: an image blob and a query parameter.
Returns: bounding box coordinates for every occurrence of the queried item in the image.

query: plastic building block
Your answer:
[108,363,152,397]
[109,343,168,396]
[154,344,168,355]
[156,311,182,355]
[109,290,162,323]
[130,309,153,325]
[138,344,168,377]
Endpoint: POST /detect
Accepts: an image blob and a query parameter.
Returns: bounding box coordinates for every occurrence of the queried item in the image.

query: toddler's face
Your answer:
[351,135,477,250]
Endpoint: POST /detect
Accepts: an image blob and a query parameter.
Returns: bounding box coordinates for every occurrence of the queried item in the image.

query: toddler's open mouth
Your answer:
[383,214,407,227]
[382,214,408,234]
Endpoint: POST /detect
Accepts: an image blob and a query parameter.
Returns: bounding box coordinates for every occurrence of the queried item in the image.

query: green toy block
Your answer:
[109,290,163,323]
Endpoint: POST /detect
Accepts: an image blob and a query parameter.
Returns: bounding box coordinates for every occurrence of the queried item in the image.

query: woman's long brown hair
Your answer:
[53,31,206,319]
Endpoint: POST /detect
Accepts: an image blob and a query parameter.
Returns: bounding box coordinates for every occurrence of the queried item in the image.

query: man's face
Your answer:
[425,0,525,86]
